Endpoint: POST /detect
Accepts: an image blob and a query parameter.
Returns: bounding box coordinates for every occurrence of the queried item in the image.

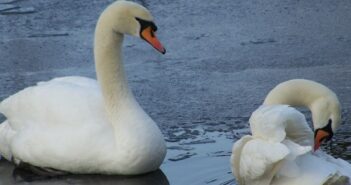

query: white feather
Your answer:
[231,105,351,185]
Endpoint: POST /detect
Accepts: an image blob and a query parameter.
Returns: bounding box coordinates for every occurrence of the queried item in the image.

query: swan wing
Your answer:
[314,151,351,177]
[239,139,289,184]
[231,135,253,185]
[0,76,112,166]
[277,139,312,178]
[250,105,313,146]
[249,105,290,142]
[0,76,105,130]
[272,152,351,185]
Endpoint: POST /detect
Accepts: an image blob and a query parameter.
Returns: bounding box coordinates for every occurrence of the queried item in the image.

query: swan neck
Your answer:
[94,24,131,112]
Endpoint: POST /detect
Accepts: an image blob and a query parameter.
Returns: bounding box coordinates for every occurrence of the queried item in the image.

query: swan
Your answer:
[231,79,351,185]
[231,105,351,185]
[0,0,167,175]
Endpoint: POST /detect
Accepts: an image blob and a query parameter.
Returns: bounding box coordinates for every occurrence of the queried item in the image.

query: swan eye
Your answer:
[151,24,158,32]
[135,17,157,34]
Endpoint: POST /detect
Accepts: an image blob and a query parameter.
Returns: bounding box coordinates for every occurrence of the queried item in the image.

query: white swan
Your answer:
[231,79,351,185]
[0,1,167,175]
[231,105,351,185]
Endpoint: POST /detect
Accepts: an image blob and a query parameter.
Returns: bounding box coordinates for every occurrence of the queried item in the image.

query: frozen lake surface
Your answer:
[1,0,351,184]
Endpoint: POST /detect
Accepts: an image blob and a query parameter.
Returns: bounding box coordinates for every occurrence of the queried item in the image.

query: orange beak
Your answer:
[141,27,166,54]
[314,129,330,151]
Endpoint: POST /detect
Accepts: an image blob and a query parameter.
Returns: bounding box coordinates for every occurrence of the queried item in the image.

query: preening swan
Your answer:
[264,79,341,150]
[231,105,351,185]
[231,79,350,185]
[0,1,166,175]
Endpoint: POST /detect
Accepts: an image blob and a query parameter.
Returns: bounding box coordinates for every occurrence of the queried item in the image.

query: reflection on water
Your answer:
[162,130,237,185]
[0,160,169,185]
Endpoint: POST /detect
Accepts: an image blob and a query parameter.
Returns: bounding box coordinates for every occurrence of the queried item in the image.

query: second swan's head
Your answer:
[98,0,166,54]
[264,79,341,151]
[311,94,341,151]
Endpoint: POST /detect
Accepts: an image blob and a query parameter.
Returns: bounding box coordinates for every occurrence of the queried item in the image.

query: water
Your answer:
[1,0,351,184]
[0,160,170,185]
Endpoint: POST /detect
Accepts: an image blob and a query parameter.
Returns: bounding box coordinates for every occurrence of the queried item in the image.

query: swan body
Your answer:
[0,1,166,175]
[231,105,351,185]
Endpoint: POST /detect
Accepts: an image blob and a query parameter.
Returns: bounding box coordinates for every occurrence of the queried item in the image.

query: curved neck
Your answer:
[263,80,341,132]
[94,21,131,113]
[264,89,314,110]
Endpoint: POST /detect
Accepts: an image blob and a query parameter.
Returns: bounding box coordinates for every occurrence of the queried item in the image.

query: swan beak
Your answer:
[141,27,166,54]
[314,129,330,151]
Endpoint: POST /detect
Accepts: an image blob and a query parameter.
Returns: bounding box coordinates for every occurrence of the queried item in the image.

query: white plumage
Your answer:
[0,1,166,175]
[231,105,351,185]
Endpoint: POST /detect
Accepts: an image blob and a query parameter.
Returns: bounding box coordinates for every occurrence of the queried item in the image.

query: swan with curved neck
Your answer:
[231,105,351,185]
[263,79,341,150]
[0,1,166,175]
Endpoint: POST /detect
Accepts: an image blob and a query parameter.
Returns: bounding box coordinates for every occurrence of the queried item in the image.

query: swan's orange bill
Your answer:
[314,129,330,151]
[141,27,166,54]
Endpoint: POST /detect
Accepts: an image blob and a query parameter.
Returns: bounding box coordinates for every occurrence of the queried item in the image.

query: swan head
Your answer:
[311,96,341,151]
[263,79,342,151]
[100,1,166,54]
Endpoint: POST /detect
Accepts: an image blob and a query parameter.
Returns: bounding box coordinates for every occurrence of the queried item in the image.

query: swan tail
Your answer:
[0,120,15,161]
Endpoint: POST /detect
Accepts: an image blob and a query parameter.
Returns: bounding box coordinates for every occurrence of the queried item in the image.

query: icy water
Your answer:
[1,0,351,184]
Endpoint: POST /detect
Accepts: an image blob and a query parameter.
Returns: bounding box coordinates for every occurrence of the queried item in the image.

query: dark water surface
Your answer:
[0,160,170,185]
[1,0,351,184]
